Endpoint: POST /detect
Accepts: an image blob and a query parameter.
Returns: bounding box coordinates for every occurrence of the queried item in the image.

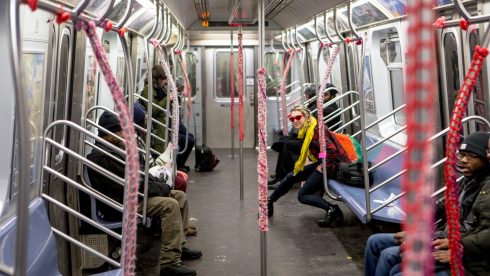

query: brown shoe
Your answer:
[185,228,197,236]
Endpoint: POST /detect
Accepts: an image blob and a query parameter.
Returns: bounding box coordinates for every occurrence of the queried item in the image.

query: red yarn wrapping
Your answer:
[118,27,127,37]
[459,18,469,31]
[279,49,295,136]
[434,16,446,28]
[257,67,268,232]
[444,45,488,276]
[25,0,37,11]
[401,0,438,274]
[238,33,245,142]
[230,52,235,129]
[56,7,70,24]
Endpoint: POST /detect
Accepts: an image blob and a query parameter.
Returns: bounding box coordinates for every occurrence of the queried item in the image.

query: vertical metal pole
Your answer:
[239,25,244,201]
[230,29,235,159]
[258,0,267,275]
[9,1,28,275]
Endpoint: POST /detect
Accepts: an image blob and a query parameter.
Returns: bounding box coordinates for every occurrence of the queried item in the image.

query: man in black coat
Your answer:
[87,111,200,276]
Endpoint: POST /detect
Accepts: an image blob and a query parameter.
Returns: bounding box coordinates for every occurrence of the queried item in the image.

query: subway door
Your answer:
[41,22,74,275]
[185,47,204,145]
[203,48,255,148]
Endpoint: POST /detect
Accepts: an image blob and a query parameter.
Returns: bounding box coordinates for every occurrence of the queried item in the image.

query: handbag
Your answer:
[335,161,374,187]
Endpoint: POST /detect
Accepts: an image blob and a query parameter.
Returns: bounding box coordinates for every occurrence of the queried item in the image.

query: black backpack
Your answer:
[195,145,219,172]
[335,161,374,187]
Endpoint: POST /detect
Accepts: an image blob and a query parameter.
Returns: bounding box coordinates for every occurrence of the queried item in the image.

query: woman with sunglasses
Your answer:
[268,105,351,227]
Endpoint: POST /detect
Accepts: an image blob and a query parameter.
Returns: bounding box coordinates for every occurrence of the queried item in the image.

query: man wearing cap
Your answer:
[364,132,490,276]
[87,110,201,276]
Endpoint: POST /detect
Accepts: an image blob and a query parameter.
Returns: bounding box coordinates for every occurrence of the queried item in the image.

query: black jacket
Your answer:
[86,141,170,220]
[308,101,341,129]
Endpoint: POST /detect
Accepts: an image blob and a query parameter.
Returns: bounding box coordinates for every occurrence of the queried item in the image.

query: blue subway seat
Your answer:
[328,133,405,224]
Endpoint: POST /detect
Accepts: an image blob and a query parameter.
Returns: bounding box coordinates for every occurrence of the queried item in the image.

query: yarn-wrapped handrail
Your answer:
[279,49,295,135]
[151,39,180,150]
[257,67,268,231]
[401,0,437,273]
[444,45,488,275]
[230,51,235,129]
[77,20,139,275]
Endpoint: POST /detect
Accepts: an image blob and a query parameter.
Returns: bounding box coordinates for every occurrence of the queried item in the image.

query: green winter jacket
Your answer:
[141,85,168,154]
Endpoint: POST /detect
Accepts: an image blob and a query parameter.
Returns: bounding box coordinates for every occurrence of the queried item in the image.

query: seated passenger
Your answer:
[428,134,490,276]
[175,80,195,173]
[87,111,201,276]
[364,132,490,276]
[267,105,351,227]
[133,102,188,193]
[305,83,341,129]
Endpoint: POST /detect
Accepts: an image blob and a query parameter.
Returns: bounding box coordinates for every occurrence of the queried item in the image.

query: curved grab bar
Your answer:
[96,0,115,24]
[146,1,160,39]
[346,1,360,41]
[324,11,338,45]
[115,0,134,29]
[72,0,91,16]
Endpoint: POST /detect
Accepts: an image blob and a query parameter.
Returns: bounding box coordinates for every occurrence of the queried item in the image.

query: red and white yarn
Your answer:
[257,67,268,232]
[444,45,488,276]
[238,33,245,142]
[230,52,235,129]
[279,49,295,136]
[76,20,139,276]
[316,45,339,158]
[151,39,180,150]
[401,0,437,274]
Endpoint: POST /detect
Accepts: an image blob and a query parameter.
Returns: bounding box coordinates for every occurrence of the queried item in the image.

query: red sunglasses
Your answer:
[288,114,303,122]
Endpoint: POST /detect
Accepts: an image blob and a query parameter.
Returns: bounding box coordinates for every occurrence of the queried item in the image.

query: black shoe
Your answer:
[160,262,196,276]
[317,204,343,227]
[267,198,274,217]
[178,166,191,173]
[181,247,202,260]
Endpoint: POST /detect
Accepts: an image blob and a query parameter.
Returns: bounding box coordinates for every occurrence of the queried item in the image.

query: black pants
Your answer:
[273,137,303,180]
[177,132,195,168]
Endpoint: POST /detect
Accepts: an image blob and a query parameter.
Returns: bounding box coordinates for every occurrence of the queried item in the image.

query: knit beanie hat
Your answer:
[459,132,490,160]
[98,111,121,137]
[325,83,338,95]
[133,102,146,127]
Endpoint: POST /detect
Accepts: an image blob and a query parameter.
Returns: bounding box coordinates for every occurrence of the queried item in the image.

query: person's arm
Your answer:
[461,221,490,258]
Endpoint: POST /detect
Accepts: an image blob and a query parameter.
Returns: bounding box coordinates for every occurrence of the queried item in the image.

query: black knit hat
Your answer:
[459,132,490,160]
[98,111,122,137]
[325,83,338,95]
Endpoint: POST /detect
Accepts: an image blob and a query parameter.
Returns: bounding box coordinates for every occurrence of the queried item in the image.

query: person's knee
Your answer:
[379,246,400,264]
[171,190,187,206]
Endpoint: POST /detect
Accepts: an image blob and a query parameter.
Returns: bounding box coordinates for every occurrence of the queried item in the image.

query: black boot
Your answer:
[317,204,343,227]
[267,198,274,217]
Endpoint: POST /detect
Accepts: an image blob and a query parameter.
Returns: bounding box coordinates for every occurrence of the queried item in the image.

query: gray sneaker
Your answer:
[160,263,196,276]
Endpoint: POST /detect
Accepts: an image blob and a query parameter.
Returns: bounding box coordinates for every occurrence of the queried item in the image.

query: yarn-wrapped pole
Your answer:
[317,45,339,159]
[175,51,192,121]
[257,67,269,232]
[230,52,235,129]
[238,33,245,141]
[151,39,180,151]
[77,21,139,275]
[279,49,295,136]
[444,45,488,275]
[401,0,437,274]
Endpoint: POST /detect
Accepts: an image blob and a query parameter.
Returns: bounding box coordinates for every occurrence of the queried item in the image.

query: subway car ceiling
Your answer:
[55,0,422,42]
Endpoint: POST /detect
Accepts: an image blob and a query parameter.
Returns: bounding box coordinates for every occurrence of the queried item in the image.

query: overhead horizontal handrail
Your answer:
[440,0,490,28]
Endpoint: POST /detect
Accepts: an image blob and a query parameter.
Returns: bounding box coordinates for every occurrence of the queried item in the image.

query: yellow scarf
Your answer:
[293,116,317,175]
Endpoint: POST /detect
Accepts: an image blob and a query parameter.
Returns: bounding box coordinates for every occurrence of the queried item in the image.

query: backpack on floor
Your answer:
[195,144,219,172]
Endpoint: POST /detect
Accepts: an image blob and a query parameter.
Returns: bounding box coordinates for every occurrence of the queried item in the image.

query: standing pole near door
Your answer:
[238,26,245,200]
[257,1,268,276]
[230,29,235,159]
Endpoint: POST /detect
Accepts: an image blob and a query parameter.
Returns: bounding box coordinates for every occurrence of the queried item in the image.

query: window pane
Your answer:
[388,41,402,63]
[468,32,488,131]
[215,51,239,98]
[390,69,405,125]
[443,33,460,117]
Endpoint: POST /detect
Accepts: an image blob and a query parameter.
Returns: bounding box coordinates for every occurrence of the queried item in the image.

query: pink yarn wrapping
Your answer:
[257,67,268,232]
[279,49,295,136]
[238,33,245,142]
[230,52,235,129]
[401,0,437,273]
[316,45,340,157]
[151,40,180,150]
[176,52,192,121]
[77,21,139,275]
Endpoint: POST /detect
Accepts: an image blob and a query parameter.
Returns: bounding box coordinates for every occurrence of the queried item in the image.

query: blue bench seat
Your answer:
[328,134,406,224]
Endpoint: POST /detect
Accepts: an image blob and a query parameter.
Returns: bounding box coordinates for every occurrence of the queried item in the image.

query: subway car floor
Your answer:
[136,148,372,276]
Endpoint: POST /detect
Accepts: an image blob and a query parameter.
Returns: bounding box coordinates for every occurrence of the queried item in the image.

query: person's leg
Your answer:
[297,170,330,211]
[177,133,195,169]
[170,190,188,239]
[375,246,401,276]
[269,163,317,203]
[276,138,303,180]
[140,197,183,267]
[364,233,397,276]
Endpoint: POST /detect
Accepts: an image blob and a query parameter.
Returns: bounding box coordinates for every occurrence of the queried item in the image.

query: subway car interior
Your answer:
[1,0,490,275]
